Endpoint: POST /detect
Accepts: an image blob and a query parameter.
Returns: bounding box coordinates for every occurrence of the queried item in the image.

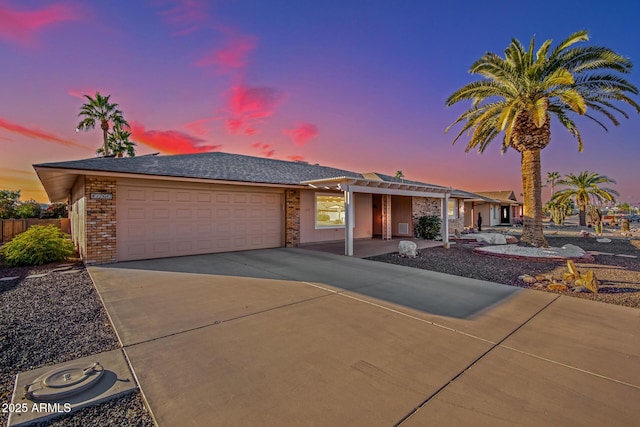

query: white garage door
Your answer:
[117,183,283,261]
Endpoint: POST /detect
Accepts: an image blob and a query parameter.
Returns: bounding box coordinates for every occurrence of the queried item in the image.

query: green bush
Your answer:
[415,215,441,239]
[1,225,75,266]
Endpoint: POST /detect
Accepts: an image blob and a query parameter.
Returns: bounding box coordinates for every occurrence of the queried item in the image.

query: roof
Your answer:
[473,190,521,205]
[34,152,365,186]
[33,152,457,202]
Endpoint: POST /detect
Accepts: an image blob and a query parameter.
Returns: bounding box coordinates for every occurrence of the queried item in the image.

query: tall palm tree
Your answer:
[445,30,639,247]
[77,92,129,157]
[546,171,561,200]
[552,171,619,226]
[96,125,137,157]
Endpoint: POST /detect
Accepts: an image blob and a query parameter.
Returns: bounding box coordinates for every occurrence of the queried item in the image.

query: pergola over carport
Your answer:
[302,176,453,256]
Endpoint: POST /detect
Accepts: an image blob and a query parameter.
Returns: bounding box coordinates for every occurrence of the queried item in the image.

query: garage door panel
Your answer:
[118,185,283,261]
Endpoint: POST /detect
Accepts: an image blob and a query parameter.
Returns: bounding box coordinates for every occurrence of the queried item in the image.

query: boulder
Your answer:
[474,233,507,245]
[398,240,418,258]
[561,244,586,257]
[597,238,612,243]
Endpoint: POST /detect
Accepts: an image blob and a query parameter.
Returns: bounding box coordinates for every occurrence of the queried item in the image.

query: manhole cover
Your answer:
[25,362,103,401]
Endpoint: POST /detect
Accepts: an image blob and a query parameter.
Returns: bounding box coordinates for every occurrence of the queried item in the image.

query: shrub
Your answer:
[1,225,75,266]
[415,215,441,240]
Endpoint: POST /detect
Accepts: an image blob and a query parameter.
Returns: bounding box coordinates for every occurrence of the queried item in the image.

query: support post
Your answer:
[344,186,354,256]
[442,194,450,249]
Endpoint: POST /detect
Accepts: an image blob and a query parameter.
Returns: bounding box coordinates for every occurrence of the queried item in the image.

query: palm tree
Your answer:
[96,125,136,157]
[77,92,129,157]
[546,171,561,200]
[445,30,639,247]
[552,171,619,226]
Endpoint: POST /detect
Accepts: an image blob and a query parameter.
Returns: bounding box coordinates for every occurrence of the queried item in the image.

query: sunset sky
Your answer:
[2,0,639,204]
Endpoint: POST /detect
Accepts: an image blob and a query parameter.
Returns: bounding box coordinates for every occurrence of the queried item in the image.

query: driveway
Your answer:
[89,248,640,426]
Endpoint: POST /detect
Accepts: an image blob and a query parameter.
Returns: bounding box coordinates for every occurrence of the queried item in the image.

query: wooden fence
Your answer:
[1,218,71,243]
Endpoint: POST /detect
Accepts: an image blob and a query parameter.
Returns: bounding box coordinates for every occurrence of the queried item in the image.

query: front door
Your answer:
[500,205,510,224]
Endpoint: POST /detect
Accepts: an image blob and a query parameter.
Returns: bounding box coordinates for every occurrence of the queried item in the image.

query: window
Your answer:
[448,199,458,219]
[315,194,345,228]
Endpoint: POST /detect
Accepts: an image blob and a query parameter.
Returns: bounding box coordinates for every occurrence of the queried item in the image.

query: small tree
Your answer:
[41,203,68,219]
[14,199,41,219]
[0,189,20,219]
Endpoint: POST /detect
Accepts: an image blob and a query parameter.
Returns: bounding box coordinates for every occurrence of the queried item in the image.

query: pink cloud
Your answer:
[224,84,284,135]
[157,0,210,36]
[229,85,284,118]
[252,142,275,158]
[0,117,87,149]
[283,123,318,147]
[196,35,257,73]
[0,2,79,46]
[130,122,221,154]
[182,117,216,137]
[287,155,306,162]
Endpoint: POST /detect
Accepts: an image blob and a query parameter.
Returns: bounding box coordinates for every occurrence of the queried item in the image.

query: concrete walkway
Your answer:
[89,248,640,426]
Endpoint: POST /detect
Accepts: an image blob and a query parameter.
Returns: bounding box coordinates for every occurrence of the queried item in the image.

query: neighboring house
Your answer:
[34,152,471,265]
[463,190,523,228]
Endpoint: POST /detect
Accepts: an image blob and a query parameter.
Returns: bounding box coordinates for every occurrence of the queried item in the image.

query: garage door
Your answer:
[117,184,283,261]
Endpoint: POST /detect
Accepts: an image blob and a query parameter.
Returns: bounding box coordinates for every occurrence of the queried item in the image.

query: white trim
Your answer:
[347,185,447,198]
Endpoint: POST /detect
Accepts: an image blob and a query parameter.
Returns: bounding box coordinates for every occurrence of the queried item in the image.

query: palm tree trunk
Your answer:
[101,120,109,156]
[578,205,587,226]
[520,149,548,247]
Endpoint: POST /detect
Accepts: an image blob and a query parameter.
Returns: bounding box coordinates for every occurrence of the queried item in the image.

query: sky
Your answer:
[1,0,639,204]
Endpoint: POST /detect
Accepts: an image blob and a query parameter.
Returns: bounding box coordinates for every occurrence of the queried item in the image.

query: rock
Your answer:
[474,233,507,245]
[547,283,569,292]
[573,286,589,293]
[535,275,548,282]
[533,282,546,288]
[597,238,612,243]
[398,240,417,258]
[519,274,537,284]
[561,244,586,257]
[505,235,518,244]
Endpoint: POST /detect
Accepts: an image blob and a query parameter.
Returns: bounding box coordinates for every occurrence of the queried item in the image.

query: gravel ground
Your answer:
[368,235,640,309]
[0,261,154,427]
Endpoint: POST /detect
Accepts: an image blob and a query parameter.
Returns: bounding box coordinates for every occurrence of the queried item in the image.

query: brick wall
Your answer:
[411,197,441,237]
[85,177,117,265]
[411,196,465,237]
[285,189,300,247]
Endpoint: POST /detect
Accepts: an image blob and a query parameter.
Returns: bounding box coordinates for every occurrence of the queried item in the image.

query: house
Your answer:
[34,152,471,265]
[463,190,523,228]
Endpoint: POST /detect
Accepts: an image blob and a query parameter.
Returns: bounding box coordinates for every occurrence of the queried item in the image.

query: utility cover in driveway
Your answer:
[8,349,136,427]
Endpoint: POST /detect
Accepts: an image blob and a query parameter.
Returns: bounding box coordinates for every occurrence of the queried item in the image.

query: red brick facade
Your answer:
[285,189,300,247]
[84,177,117,265]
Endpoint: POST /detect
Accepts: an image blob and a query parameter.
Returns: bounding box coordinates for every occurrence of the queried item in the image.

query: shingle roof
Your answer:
[34,152,366,186]
[474,191,519,204]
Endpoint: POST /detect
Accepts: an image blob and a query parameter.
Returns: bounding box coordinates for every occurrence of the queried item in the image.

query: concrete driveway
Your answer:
[89,248,640,426]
